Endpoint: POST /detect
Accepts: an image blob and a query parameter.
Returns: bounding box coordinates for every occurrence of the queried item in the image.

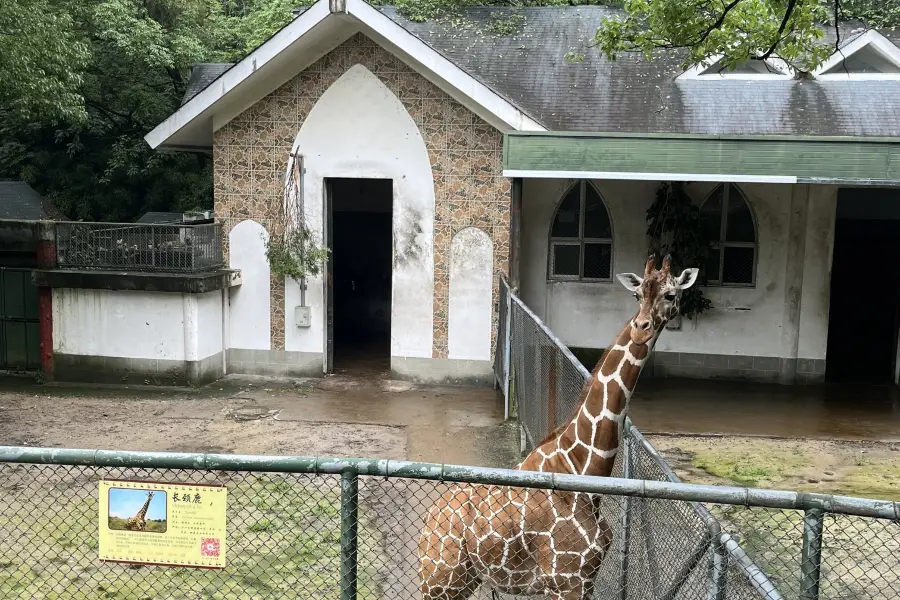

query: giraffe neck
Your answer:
[136,495,152,519]
[557,323,656,477]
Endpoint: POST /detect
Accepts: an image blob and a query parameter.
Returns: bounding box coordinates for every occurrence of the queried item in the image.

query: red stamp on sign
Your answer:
[201,538,221,557]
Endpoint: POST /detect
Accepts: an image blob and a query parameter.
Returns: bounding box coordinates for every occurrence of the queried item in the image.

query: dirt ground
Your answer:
[0,374,520,467]
[1,374,899,499]
[1,375,898,599]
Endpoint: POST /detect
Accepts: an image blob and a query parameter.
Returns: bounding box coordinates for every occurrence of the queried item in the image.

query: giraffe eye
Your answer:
[664,292,676,301]
[633,292,639,300]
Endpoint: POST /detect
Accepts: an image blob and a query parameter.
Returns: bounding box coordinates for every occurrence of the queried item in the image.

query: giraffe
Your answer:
[417,254,698,600]
[124,491,155,532]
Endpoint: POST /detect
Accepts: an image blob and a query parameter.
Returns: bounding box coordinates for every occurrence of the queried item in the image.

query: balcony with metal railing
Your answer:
[54,221,225,274]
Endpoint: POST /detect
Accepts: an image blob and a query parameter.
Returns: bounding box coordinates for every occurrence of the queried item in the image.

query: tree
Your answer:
[589,0,897,75]
[0,0,90,124]
[0,0,292,222]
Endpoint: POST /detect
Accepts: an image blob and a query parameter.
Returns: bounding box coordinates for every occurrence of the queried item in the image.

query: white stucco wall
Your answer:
[286,63,435,359]
[53,289,186,360]
[197,289,225,360]
[448,227,493,361]
[229,219,272,350]
[520,178,836,360]
[798,186,838,360]
[52,289,227,362]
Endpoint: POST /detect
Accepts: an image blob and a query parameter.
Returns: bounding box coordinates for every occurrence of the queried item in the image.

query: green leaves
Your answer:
[0,0,91,124]
[0,0,297,223]
[592,0,837,75]
[646,182,713,320]
[264,227,330,281]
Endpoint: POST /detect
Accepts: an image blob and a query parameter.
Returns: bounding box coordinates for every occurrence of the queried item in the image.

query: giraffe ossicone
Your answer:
[418,254,698,600]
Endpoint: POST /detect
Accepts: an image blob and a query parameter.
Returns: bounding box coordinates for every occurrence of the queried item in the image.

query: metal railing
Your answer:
[0,447,897,600]
[490,275,900,600]
[55,221,225,273]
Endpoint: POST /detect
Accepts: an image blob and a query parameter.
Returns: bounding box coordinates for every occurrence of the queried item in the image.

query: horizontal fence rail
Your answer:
[55,221,225,273]
[1,446,898,600]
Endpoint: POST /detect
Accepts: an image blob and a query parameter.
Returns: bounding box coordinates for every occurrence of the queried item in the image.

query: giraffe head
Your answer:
[616,254,698,345]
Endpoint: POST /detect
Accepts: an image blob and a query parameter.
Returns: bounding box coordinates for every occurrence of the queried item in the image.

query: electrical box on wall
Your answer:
[295,306,312,328]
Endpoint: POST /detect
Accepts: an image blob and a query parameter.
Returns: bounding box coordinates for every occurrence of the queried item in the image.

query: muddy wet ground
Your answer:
[1,374,898,599]
[2,374,899,494]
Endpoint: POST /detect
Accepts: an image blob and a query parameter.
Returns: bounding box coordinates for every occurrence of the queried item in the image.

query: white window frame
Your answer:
[702,183,758,288]
[548,180,614,282]
[678,53,795,80]
[812,30,900,81]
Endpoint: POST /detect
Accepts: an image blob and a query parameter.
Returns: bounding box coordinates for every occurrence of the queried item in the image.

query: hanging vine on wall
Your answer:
[646,182,713,320]
[263,153,329,280]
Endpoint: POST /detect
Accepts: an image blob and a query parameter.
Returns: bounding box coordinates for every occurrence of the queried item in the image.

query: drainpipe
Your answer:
[35,221,57,380]
[298,153,307,309]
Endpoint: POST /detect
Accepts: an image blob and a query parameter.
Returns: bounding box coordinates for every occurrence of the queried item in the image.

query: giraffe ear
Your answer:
[616,273,643,292]
[675,268,699,290]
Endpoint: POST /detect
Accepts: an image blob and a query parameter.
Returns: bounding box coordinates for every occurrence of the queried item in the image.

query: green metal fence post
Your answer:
[618,428,633,600]
[800,507,825,600]
[340,469,359,600]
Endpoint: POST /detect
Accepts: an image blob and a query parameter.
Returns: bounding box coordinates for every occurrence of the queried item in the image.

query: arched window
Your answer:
[700,183,757,286]
[548,181,613,281]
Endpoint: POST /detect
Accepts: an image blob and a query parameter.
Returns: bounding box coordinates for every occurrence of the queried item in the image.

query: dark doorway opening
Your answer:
[327,178,393,376]
[826,188,900,384]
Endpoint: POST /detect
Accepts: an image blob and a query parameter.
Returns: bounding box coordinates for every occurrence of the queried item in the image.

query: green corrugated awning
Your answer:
[503,132,900,185]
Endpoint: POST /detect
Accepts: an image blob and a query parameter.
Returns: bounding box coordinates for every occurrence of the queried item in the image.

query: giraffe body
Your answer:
[419,255,698,600]
[124,491,155,532]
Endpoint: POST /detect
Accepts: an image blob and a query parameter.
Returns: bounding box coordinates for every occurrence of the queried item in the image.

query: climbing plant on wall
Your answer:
[645,182,713,320]
[263,154,329,280]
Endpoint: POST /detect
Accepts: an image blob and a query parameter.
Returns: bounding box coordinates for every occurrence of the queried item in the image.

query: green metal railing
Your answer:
[1,444,898,600]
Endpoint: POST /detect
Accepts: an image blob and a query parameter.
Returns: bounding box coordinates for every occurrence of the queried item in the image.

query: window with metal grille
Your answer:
[548,181,613,281]
[700,183,757,286]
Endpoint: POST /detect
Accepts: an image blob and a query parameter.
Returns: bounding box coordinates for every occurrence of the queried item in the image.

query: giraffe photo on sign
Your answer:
[107,488,167,533]
[97,479,228,569]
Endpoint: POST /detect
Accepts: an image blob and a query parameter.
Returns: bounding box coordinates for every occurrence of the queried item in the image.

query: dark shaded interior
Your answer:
[330,178,393,374]
[827,188,900,384]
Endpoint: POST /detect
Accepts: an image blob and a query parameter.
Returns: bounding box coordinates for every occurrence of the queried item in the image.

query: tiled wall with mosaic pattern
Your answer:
[213,33,510,357]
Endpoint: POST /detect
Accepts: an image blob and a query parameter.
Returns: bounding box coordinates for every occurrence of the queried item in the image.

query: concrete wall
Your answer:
[449,227,493,361]
[519,178,838,383]
[228,219,271,351]
[52,288,226,385]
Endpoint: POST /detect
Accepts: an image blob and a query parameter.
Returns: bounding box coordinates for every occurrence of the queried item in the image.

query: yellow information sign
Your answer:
[98,479,227,569]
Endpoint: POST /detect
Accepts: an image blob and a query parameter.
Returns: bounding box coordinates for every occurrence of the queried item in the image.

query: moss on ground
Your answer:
[813,461,900,501]
[0,471,383,600]
[691,446,810,487]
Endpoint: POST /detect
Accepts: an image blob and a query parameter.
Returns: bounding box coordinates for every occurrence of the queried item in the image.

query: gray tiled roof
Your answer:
[0,181,67,220]
[135,211,184,224]
[181,63,234,106]
[179,6,900,136]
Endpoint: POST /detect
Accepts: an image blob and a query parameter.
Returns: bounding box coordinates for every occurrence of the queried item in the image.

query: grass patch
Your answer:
[825,462,900,501]
[0,470,383,600]
[692,447,809,487]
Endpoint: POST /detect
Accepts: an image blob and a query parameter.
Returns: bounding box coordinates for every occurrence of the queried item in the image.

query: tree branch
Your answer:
[760,0,799,59]
[692,0,747,47]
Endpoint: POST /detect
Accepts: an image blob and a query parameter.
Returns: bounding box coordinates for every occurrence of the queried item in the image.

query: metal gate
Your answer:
[0,268,40,370]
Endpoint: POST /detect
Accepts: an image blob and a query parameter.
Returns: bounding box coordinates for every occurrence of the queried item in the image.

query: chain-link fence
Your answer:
[0,450,897,600]
[55,221,225,273]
